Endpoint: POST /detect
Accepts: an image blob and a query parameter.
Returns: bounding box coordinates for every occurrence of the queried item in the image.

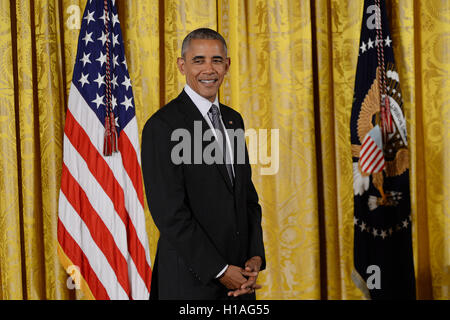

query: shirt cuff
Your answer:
[215,264,228,278]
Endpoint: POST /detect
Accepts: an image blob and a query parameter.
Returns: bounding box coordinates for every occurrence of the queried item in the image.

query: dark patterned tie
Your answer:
[208,104,234,185]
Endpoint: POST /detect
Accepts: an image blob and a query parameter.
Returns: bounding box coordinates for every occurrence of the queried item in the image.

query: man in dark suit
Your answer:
[141,28,265,300]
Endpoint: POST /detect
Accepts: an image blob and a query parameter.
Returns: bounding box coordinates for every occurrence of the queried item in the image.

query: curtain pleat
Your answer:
[0,0,22,300]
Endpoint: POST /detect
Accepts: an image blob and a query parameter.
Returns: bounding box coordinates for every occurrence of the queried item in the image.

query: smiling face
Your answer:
[177,39,230,102]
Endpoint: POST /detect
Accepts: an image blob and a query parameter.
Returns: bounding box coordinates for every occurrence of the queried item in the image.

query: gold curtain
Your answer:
[0,0,448,300]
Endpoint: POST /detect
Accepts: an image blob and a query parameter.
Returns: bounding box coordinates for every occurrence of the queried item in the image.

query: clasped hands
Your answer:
[218,256,262,297]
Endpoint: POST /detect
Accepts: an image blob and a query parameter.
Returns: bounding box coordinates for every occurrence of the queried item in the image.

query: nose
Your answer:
[203,59,215,73]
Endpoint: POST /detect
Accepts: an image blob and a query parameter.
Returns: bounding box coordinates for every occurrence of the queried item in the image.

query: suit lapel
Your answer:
[220,104,241,195]
[177,90,209,128]
[177,91,234,193]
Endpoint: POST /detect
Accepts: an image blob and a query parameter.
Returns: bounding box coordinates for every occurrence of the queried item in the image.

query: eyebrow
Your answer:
[191,55,225,61]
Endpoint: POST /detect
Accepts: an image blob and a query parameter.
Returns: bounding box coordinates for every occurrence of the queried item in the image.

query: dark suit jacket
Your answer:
[141,90,265,300]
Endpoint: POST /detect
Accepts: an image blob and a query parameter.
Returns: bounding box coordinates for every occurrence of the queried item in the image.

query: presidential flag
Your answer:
[350,0,415,299]
[57,0,152,299]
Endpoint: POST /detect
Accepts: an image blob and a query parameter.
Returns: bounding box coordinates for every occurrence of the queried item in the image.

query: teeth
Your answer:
[200,80,215,83]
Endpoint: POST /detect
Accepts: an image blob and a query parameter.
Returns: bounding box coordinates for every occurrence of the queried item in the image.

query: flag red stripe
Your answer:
[64,110,152,289]
[361,141,378,165]
[128,231,152,292]
[365,149,383,172]
[372,154,385,172]
[119,132,145,207]
[360,139,375,159]
[61,163,131,297]
[57,220,110,300]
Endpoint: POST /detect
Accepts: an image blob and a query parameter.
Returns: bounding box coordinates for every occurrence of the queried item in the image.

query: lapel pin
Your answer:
[229,120,233,125]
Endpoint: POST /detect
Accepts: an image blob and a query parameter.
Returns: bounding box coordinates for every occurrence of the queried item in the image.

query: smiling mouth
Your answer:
[199,79,218,84]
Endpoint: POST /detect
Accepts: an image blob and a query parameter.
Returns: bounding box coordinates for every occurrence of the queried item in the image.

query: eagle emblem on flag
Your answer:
[353,65,409,208]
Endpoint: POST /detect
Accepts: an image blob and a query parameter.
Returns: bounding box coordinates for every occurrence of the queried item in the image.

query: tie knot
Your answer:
[209,104,219,117]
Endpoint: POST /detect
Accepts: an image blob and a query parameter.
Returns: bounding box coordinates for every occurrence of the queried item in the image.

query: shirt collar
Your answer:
[184,84,219,118]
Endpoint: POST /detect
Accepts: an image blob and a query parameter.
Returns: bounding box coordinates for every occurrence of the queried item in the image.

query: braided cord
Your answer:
[375,0,393,139]
[103,0,112,114]
[102,0,118,156]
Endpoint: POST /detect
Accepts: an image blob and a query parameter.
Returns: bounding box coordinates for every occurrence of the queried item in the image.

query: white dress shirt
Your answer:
[183,84,232,278]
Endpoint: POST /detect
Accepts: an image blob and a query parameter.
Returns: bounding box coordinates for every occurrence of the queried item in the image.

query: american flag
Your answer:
[57,0,152,299]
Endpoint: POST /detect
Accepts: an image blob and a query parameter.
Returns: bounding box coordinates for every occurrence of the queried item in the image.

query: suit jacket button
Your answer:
[236,231,240,236]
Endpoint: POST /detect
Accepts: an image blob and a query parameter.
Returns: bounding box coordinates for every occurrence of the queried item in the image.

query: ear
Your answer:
[177,57,186,75]
[225,57,231,73]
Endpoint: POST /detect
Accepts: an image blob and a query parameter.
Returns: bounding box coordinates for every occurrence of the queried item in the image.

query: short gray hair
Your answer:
[181,28,228,58]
